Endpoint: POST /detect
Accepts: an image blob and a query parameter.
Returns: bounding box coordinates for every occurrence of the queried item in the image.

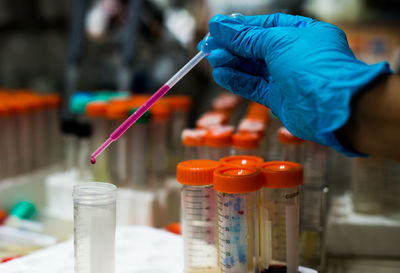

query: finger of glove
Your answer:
[207,48,269,77]
[209,15,272,59]
[212,67,269,104]
[243,13,319,28]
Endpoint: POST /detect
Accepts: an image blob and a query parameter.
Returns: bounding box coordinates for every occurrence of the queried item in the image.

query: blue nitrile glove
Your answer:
[199,13,391,155]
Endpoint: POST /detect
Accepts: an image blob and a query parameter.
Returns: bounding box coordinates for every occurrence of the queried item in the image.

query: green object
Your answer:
[70,93,94,114]
[129,108,151,124]
[10,200,36,220]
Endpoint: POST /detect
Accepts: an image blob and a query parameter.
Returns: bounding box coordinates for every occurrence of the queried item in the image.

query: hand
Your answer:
[200,13,391,155]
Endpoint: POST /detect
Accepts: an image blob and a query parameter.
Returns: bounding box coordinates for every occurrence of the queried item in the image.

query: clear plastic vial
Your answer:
[181,128,207,160]
[260,161,303,273]
[213,165,262,273]
[177,160,221,273]
[205,126,234,161]
[266,114,283,161]
[219,155,264,169]
[73,182,116,273]
[86,101,110,182]
[278,127,305,163]
[128,108,151,188]
[42,94,62,165]
[150,102,171,187]
[0,102,17,178]
[232,132,261,156]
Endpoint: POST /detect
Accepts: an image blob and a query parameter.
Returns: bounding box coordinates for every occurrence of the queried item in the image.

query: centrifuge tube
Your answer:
[42,94,62,165]
[266,114,283,161]
[127,108,151,188]
[278,127,305,163]
[177,160,221,273]
[205,126,234,161]
[232,132,261,156]
[150,101,171,186]
[181,128,207,160]
[260,161,303,273]
[74,182,116,273]
[196,111,228,130]
[213,165,262,273]
[219,155,264,169]
[86,101,110,182]
[0,101,17,178]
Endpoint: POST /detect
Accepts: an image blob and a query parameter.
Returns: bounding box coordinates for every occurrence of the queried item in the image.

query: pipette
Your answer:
[90,35,212,164]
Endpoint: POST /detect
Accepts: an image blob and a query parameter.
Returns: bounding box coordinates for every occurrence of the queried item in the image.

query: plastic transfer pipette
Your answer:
[90,50,208,164]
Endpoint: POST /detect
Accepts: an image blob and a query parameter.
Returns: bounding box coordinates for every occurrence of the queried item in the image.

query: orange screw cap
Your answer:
[213,166,262,194]
[220,155,264,168]
[177,160,220,186]
[262,161,303,188]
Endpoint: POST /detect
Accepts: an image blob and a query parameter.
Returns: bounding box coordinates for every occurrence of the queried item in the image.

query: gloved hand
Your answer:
[199,13,391,155]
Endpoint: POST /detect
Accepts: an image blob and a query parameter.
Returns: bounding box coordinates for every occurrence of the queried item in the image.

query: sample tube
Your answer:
[181,128,207,160]
[0,101,17,178]
[196,111,228,130]
[351,156,384,213]
[177,160,221,273]
[232,132,261,156]
[278,127,305,163]
[266,113,283,161]
[106,100,130,186]
[76,122,93,181]
[205,126,234,161]
[167,95,192,168]
[213,165,262,273]
[73,182,116,273]
[212,93,241,125]
[219,155,264,169]
[42,94,62,165]
[260,161,303,273]
[86,101,110,182]
[149,101,171,187]
[127,108,151,188]
[61,118,78,171]
[31,96,47,169]
[382,159,400,212]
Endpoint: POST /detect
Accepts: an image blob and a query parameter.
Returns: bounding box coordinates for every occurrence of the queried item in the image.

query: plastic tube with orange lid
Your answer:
[181,128,207,160]
[0,101,16,178]
[42,94,62,165]
[232,132,261,156]
[204,125,234,161]
[219,155,264,169]
[213,165,262,273]
[278,127,305,163]
[260,161,303,273]
[177,160,220,273]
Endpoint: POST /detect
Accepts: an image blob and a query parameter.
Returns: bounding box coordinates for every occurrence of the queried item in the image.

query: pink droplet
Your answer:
[90,157,96,164]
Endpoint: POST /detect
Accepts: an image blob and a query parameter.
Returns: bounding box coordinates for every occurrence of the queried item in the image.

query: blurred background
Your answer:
[0,0,399,272]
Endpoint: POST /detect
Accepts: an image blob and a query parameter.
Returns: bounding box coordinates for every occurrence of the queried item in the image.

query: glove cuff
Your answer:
[319,61,392,156]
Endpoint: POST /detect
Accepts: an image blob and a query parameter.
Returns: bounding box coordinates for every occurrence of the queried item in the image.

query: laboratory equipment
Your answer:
[238,116,266,139]
[86,101,110,182]
[260,161,303,273]
[177,160,221,273]
[127,108,151,188]
[30,96,46,168]
[382,159,400,212]
[351,156,384,213]
[219,155,264,169]
[246,102,270,123]
[106,100,130,186]
[205,126,234,161]
[266,114,283,161]
[74,182,116,273]
[42,94,63,165]
[232,132,261,156]
[61,118,79,171]
[76,122,93,181]
[168,95,192,168]
[181,128,207,160]
[196,111,228,130]
[213,165,262,273]
[150,101,171,186]
[212,93,241,124]
[90,42,211,163]
[278,127,305,162]
[0,101,17,178]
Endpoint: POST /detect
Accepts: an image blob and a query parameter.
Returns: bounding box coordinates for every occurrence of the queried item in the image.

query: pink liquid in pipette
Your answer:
[90,84,171,164]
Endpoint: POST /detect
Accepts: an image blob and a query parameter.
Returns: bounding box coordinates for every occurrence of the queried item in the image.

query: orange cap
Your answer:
[220,155,264,168]
[166,95,192,111]
[150,100,171,120]
[177,160,220,186]
[9,98,34,114]
[0,102,12,116]
[262,161,303,188]
[165,222,181,235]
[205,126,234,147]
[278,127,305,144]
[129,94,151,108]
[213,166,262,193]
[238,117,265,137]
[86,101,108,118]
[232,132,260,149]
[106,101,130,120]
[181,129,207,146]
[212,94,240,111]
[42,94,61,108]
